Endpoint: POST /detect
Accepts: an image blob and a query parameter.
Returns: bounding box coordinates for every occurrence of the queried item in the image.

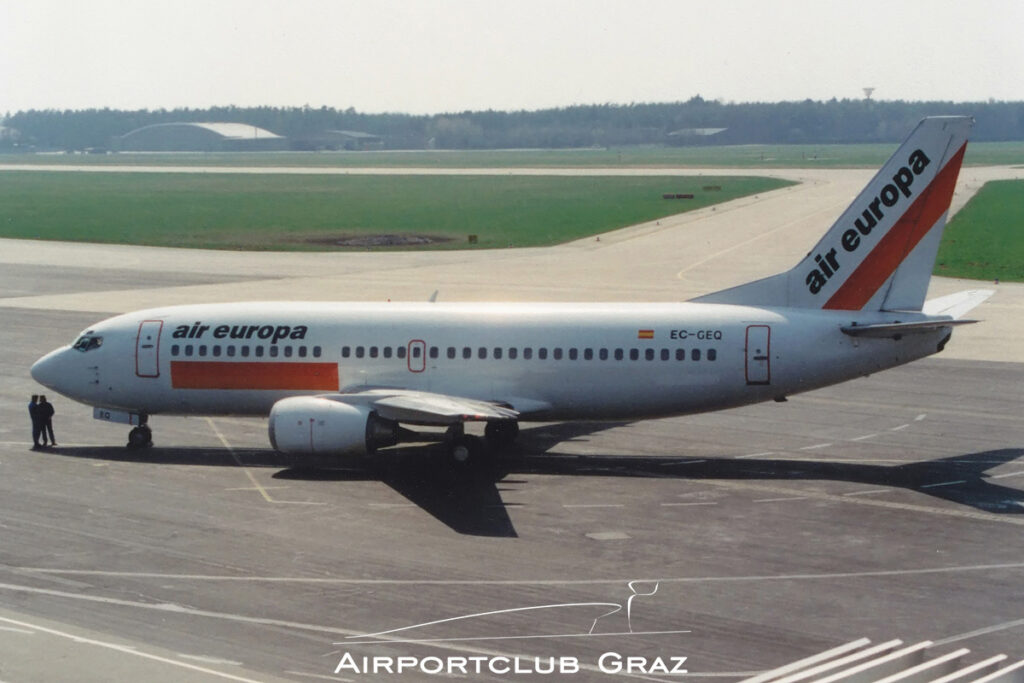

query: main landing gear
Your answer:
[444,420,519,466]
[127,415,153,449]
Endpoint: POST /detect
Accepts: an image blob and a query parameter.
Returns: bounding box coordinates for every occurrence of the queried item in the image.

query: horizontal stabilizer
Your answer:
[841,318,976,338]
[921,289,994,319]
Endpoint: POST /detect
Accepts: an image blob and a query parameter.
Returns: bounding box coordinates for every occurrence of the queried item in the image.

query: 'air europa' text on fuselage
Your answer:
[171,322,309,344]
[804,148,931,295]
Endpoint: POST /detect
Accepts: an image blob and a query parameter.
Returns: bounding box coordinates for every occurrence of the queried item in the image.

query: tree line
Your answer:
[3,97,1023,152]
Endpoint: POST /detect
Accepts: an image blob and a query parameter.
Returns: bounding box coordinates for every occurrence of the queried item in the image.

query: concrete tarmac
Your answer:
[0,166,1022,681]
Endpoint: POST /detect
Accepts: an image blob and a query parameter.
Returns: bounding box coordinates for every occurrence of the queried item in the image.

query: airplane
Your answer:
[31,116,991,465]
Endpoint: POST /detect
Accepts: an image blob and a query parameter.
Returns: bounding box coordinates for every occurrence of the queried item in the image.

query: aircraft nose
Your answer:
[31,348,67,391]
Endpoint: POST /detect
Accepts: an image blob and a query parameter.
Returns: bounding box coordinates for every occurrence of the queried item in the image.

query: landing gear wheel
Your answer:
[485,421,519,449]
[127,425,152,449]
[448,434,480,466]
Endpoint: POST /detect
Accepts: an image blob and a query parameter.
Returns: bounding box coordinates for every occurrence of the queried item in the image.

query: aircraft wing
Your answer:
[327,389,519,426]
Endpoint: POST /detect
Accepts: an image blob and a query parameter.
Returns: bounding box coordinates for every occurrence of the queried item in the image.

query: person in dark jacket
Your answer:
[38,395,56,447]
[29,395,42,449]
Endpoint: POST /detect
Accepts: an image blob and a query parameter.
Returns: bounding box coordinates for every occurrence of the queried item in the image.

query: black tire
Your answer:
[448,434,481,466]
[127,425,152,449]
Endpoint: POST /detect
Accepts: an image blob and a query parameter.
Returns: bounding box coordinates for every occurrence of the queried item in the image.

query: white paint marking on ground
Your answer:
[799,442,832,451]
[921,480,968,489]
[178,654,243,666]
[15,561,1024,586]
[890,424,910,431]
[850,433,880,442]
[736,452,776,459]
[0,616,264,683]
[753,496,807,504]
[660,502,718,507]
[915,414,927,421]
[843,489,890,497]
[0,625,35,634]
[563,504,625,509]
[990,470,1024,480]
[585,531,631,541]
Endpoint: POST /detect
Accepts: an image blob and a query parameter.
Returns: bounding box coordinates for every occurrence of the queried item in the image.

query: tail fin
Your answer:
[694,116,973,312]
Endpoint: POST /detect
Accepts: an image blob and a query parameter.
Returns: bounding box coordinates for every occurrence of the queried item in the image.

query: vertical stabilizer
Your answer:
[694,116,972,311]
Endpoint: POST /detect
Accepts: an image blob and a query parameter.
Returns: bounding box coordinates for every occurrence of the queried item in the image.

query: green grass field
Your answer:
[936,179,1024,282]
[0,172,792,251]
[4,140,1023,168]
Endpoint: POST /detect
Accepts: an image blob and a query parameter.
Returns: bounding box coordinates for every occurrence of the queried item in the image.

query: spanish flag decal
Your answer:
[637,329,654,340]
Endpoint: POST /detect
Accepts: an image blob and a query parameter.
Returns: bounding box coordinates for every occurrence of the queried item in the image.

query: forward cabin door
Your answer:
[745,325,771,385]
[136,320,163,378]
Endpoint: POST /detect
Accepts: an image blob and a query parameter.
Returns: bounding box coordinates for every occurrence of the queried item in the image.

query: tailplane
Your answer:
[694,116,973,312]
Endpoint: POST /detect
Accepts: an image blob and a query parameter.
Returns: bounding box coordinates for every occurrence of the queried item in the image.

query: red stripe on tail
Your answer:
[823,144,966,310]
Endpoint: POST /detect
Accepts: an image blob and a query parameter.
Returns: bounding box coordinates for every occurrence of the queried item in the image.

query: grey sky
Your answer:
[2,0,1022,114]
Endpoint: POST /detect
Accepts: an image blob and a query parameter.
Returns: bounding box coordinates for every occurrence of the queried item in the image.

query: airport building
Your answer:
[117,122,288,152]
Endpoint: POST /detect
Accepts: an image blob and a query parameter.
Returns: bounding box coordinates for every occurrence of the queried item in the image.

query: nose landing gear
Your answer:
[127,415,152,449]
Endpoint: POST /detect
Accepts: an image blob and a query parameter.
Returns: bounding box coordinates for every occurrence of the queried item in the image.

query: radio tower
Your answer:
[863,87,876,100]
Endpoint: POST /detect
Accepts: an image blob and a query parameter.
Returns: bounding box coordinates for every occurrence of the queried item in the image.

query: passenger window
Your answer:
[583,348,593,360]
[412,346,421,358]
[298,346,307,358]
[255,346,264,358]
[569,348,578,360]
[493,347,503,359]
[447,347,456,359]
[227,346,236,357]
[708,349,717,361]
[462,347,471,359]
[213,345,221,357]
[600,348,609,361]
[313,346,321,358]
[644,348,654,361]
[614,348,623,361]
[270,346,279,358]
[383,346,392,358]
[241,346,250,358]
[508,347,518,359]
[538,348,548,360]
[478,347,487,359]
[660,348,669,361]
[171,344,180,356]
[342,346,351,358]
[429,347,438,359]
[629,349,639,361]
[185,345,194,356]
[284,346,293,358]
[692,349,701,361]
[397,346,406,359]
[523,347,533,360]
[356,346,365,358]
[369,346,378,358]
[199,345,208,357]
[553,348,563,360]
[676,348,685,361]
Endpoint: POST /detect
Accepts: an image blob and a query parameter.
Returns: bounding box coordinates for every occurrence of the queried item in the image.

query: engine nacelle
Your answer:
[268,396,398,456]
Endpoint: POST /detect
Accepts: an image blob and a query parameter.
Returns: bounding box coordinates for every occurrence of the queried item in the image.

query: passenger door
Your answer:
[745,325,771,385]
[136,320,163,378]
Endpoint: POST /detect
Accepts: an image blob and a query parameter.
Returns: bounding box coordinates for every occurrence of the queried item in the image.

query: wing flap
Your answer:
[326,389,519,425]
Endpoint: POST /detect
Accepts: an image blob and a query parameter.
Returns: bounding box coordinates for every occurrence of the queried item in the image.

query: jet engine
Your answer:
[268,396,399,456]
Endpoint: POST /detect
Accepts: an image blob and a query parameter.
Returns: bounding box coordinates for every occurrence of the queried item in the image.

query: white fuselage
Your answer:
[32,301,947,422]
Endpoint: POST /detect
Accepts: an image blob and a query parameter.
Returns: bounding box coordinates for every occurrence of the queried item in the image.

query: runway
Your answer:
[1,165,1022,681]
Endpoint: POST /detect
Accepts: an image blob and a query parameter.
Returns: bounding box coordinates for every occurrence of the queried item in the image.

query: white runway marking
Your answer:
[989,470,1024,480]
[753,496,807,503]
[736,452,775,459]
[799,442,832,451]
[564,504,625,509]
[850,433,880,442]
[660,502,718,507]
[20,561,1024,586]
[178,654,243,666]
[921,480,967,489]
[843,489,890,497]
[0,615,264,683]
[890,424,910,431]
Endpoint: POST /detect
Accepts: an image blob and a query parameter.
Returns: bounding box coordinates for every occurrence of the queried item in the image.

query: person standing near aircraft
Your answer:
[28,394,42,449]
[38,395,56,447]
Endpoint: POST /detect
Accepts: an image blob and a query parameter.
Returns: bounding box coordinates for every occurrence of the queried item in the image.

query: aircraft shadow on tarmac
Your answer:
[45,421,1024,537]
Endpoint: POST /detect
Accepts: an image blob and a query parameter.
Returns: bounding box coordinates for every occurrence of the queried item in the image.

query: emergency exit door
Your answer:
[136,320,163,378]
[745,325,771,385]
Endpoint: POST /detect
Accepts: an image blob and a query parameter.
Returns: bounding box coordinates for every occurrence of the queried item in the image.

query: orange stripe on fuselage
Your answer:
[170,361,338,390]
[824,143,967,310]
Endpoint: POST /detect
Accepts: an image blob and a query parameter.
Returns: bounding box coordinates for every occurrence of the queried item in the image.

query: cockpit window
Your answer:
[72,335,103,352]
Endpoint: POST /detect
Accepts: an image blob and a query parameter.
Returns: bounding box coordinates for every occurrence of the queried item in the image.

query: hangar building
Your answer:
[118,122,288,152]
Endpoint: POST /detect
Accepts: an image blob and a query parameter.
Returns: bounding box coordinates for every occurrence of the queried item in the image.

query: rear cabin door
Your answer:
[745,325,771,385]
[136,320,163,378]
